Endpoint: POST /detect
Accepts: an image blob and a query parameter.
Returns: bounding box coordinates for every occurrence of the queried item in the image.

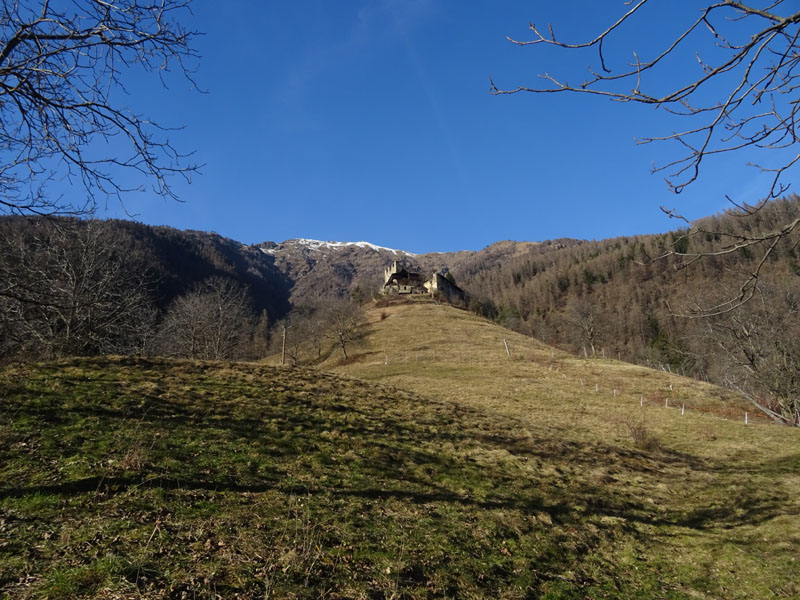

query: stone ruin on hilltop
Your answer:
[381,260,465,303]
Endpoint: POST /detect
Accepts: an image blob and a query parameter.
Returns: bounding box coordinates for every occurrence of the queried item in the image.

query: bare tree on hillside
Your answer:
[324,299,367,361]
[491,1,800,313]
[562,298,604,357]
[157,277,256,360]
[702,280,800,426]
[0,0,199,216]
[299,302,330,360]
[0,219,155,359]
[271,309,310,366]
[251,309,270,359]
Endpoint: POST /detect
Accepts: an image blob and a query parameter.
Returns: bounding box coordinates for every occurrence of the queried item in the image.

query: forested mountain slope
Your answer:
[0,218,290,359]
[453,198,800,371]
[0,217,292,318]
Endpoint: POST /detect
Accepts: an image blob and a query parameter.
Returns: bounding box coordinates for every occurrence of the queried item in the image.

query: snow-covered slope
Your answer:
[260,238,416,257]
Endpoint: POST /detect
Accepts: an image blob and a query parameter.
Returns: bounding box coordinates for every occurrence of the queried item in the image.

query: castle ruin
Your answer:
[381,261,465,302]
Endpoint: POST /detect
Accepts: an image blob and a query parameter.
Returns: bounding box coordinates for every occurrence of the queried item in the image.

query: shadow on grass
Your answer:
[1,438,787,536]
[1,356,792,539]
[0,472,282,500]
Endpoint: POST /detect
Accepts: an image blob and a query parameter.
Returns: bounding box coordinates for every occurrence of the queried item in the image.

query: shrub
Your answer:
[625,416,660,452]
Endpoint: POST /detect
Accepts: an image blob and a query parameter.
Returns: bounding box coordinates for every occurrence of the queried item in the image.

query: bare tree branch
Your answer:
[0,0,200,216]
[0,217,157,358]
[495,3,800,424]
[493,2,800,314]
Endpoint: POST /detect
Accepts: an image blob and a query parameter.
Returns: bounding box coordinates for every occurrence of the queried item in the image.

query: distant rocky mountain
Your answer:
[254,237,582,308]
[120,230,585,315]
[2,217,568,327]
[255,238,417,306]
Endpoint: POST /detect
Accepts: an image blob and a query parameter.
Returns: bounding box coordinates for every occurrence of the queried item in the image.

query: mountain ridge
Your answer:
[258,238,418,256]
[3,198,798,422]
[253,235,583,307]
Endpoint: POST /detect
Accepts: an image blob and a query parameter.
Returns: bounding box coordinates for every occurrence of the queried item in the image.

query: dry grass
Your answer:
[315,302,800,598]
[322,304,782,449]
[2,304,799,598]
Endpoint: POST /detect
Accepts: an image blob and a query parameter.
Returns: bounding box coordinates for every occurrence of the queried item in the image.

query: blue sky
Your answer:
[102,1,778,253]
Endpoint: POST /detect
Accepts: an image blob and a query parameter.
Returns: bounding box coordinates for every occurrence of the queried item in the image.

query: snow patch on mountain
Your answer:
[261,238,416,257]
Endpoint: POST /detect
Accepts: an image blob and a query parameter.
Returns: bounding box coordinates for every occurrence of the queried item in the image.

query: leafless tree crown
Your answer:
[157,276,256,361]
[0,218,156,358]
[0,0,199,216]
[491,1,800,313]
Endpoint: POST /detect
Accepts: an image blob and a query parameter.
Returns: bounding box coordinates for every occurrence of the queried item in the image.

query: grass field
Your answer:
[1,302,798,598]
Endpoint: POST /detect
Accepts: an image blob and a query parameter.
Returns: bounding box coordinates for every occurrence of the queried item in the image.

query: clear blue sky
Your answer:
[103,1,776,253]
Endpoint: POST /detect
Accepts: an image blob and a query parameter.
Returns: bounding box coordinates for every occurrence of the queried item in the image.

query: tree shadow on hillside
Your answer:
[2,422,788,538]
[2,360,793,540]
[0,472,281,500]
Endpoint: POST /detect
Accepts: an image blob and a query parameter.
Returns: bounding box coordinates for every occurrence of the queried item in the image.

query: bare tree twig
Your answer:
[492,2,800,315]
[0,0,200,217]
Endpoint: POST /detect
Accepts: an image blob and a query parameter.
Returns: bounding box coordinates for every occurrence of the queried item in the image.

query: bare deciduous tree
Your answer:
[297,302,328,360]
[704,280,800,426]
[271,313,304,366]
[270,302,333,365]
[157,276,256,360]
[562,298,603,357]
[0,0,199,216]
[491,1,800,312]
[324,299,367,361]
[251,308,270,359]
[0,218,156,359]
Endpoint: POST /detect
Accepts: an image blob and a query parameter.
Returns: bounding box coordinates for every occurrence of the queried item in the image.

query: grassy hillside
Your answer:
[1,305,798,598]
[325,302,800,598]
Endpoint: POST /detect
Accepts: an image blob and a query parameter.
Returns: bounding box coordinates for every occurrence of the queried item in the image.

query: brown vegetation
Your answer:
[453,197,800,425]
